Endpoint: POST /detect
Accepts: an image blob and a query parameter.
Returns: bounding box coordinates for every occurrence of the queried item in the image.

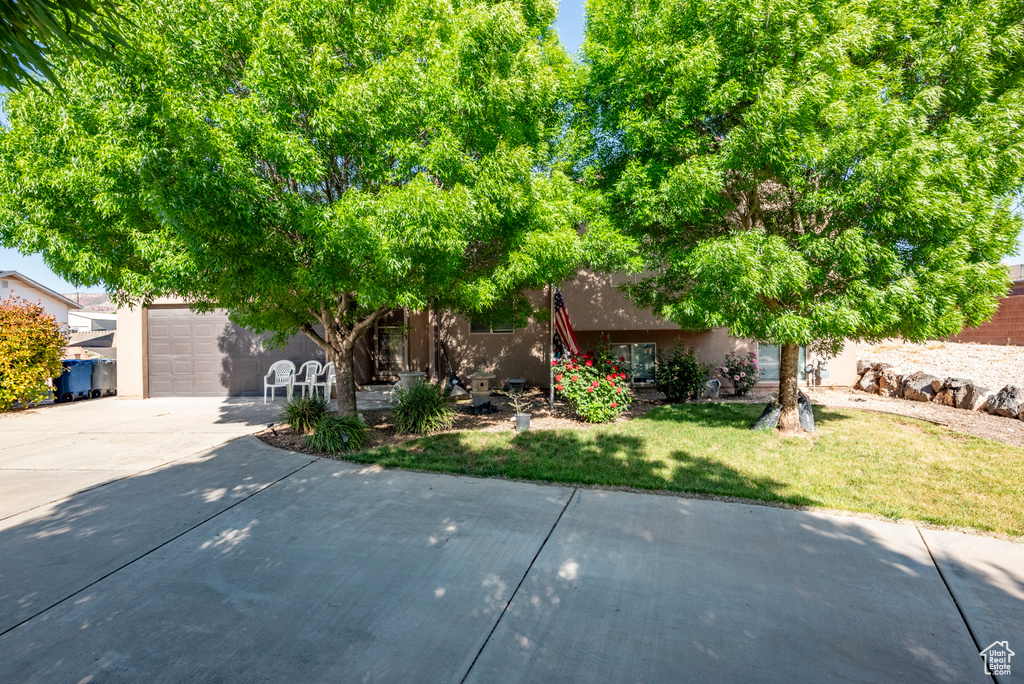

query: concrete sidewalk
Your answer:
[1,442,1020,682]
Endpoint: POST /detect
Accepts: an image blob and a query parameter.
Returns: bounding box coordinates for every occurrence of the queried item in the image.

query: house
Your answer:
[68,311,117,332]
[0,270,81,325]
[117,271,858,399]
[948,263,1024,346]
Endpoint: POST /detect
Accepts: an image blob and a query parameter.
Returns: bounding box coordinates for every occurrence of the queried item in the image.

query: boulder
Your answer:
[903,372,942,402]
[870,362,893,372]
[878,369,904,398]
[855,369,879,394]
[856,359,871,375]
[703,379,721,400]
[752,399,781,431]
[933,377,972,408]
[960,384,994,412]
[985,385,1024,418]
[751,394,815,432]
[798,391,815,432]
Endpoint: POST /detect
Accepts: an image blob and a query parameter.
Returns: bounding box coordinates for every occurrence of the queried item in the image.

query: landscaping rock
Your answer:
[798,391,815,432]
[903,372,942,402]
[870,362,893,372]
[933,377,972,408]
[751,395,814,432]
[985,385,1024,418]
[752,399,781,430]
[703,379,721,400]
[855,369,879,394]
[961,384,994,412]
[877,369,904,398]
[856,359,871,375]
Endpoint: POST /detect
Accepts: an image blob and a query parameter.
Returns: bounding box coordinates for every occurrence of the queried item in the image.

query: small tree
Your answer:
[0,0,622,414]
[577,0,1024,431]
[0,294,69,411]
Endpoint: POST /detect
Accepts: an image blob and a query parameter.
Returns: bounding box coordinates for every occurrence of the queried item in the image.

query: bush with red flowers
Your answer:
[553,335,633,422]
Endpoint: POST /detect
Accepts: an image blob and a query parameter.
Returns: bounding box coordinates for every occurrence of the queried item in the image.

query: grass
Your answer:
[344,403,1024,537]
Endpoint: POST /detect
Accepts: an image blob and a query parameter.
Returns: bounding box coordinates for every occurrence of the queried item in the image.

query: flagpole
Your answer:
[549,283,555,410]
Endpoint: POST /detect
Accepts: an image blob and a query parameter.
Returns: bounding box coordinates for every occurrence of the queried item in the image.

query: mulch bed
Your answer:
[256,388,668,456]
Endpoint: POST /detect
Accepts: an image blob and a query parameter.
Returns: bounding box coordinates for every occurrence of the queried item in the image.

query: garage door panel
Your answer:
[148,308,325,398]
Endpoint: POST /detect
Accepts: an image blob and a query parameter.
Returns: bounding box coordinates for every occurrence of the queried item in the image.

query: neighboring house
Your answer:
[0,270,81,325]
[947,263,1024,346]
[117,272,858,399]
[68,311,117,332]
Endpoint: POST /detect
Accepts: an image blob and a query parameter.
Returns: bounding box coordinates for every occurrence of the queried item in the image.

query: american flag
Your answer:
[553,287,580,355]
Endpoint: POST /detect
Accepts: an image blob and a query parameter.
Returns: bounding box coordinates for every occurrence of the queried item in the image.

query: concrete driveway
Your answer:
[0,399,1021,683]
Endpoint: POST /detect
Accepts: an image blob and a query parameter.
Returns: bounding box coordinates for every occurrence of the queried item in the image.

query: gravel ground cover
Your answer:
[861,339,1024,390]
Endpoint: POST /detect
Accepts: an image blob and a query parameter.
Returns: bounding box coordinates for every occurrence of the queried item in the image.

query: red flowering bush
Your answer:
[554,335,633,422]
[0,295,70,412]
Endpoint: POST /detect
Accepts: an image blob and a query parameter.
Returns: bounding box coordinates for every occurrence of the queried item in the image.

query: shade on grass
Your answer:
[348,404,1024,537]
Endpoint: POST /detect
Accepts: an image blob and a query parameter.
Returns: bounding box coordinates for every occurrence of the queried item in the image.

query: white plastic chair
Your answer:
[263,360,296,403]
[293,360,322,398]
[311,361,335,400]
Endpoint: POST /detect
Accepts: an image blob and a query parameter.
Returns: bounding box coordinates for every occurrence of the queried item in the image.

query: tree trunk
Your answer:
[298,305,382,417]
[334,343,358,415]
[777,342,802,433]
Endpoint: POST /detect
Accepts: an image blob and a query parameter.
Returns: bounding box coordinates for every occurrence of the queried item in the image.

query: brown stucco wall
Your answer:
[560,270,679,331]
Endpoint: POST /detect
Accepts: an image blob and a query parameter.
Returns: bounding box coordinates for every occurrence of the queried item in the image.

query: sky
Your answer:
[1,0,1021,293]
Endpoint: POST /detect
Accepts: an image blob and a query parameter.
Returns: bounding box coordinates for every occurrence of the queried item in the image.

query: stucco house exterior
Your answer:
[0,270,81,325]
[117,271,858,399]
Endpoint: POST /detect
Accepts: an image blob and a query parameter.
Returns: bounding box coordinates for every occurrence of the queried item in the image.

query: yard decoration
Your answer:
[575,0,1024,433]
[554,337,632,422]
[0,294,69,411]
[0,0,631,415]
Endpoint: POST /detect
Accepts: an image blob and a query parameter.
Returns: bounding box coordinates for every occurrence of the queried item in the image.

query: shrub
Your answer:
[392,381,454,435]
[280,394,330,434]
[719,351,760,396]
[305,414,369,453]
[0,295,69,412]
[554,335,633,423]
[655,345,711,402]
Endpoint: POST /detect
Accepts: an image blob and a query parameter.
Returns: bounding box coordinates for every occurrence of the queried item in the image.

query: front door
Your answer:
[374,316,407,380]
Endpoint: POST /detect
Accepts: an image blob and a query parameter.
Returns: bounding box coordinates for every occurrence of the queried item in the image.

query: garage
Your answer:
[147,307,324,397]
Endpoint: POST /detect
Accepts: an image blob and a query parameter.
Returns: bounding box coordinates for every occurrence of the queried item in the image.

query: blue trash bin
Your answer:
[53,360,95,403]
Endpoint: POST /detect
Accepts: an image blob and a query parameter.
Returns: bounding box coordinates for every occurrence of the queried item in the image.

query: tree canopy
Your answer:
[576,0,1024,429]
[0,0,131,89]
[0,0,615,412]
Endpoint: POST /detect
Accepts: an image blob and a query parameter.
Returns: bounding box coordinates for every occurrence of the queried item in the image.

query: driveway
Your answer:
[0,399,1020,683]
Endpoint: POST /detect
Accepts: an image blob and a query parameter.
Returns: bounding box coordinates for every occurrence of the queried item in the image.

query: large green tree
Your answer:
[0,0,607,413]
[577,0,1024,431]
[0,0,131,89]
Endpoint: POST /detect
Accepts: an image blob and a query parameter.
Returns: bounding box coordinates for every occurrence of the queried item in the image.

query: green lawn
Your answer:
[346,404,1024,537]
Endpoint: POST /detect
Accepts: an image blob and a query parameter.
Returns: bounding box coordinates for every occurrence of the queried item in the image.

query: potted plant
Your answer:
[498,388,533,431]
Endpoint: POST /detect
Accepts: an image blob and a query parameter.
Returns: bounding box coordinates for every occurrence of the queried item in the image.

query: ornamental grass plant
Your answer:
[392,381,455,435]
[305,414,369,453]
[280,394,331,434]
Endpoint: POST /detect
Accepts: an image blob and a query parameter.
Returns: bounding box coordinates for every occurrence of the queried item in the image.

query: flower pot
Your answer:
[514,413,531,431]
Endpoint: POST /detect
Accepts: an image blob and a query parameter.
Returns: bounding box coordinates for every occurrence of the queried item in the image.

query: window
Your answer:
[470,321,514,334]
[757,345,806,382]
[612,343,657,385]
